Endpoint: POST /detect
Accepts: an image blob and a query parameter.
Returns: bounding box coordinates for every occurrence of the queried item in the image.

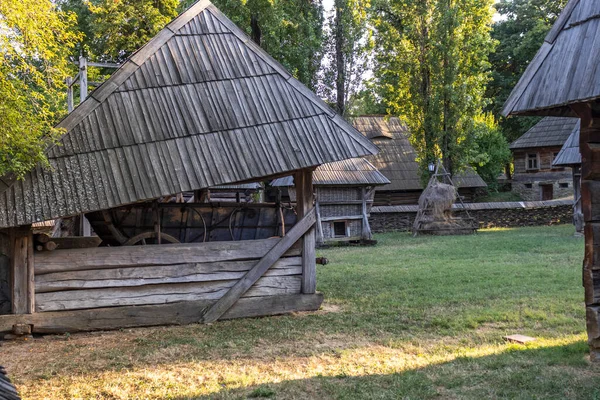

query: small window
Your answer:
[525,183,533,189]
[527,154,539,170]
[559,182,569,188]
[333,221,347,237]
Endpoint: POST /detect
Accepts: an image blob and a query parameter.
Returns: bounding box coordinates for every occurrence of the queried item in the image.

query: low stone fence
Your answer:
[369,199,574,233]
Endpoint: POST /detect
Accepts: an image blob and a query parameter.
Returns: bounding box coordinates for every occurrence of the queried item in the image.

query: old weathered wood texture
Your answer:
[10,228,34,314]
[0,294,324,334]
[201,207,316,323]
[296,169,316,294]
[502,0,600,117]
[33,238,304,312]
[577,112,600,361]
[0,1,378,229]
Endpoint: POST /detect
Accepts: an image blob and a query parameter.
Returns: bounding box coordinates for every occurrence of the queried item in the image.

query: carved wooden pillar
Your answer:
[576,106,600,361]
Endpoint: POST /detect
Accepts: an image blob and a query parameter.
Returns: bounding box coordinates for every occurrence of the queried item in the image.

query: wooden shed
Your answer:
[271,158,390,246]
[502,0,600,361]
[510,117,578,201]
[0,0,378,335]
[352,116,487,205]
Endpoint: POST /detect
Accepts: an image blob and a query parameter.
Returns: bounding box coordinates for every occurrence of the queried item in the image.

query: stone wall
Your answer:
[369,199,573,233]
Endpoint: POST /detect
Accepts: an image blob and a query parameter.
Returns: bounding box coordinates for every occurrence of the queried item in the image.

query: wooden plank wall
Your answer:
[33,238,302,312]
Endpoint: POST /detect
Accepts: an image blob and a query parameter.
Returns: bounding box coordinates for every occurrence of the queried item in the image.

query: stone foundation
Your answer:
[369,199,573,232]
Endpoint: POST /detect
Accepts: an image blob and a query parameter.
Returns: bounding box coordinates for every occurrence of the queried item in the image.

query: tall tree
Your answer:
[0,0,79,178]
[487,0,568,144]
[319,0,371,116]
[371,0,496,176]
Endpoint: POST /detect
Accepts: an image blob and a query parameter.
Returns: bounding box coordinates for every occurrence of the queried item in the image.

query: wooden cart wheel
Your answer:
[123,231,180,246]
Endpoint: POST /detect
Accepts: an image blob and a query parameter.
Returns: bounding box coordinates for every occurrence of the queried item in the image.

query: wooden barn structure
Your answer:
[553,125,583,233]
[0,0,378,334]
[352,116,487,205]
[271,158,390,246]
[502,0,600,361]
[510,117,578,201]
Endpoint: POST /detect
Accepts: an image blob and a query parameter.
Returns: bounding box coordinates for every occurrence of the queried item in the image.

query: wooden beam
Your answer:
[0,294,324,334]
[200,208,316,323]
[295,169,316,294]
[361,187,372,240]
[10,227,34,314]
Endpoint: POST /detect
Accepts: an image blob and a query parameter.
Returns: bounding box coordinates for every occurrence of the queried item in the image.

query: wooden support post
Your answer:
[10,227,34,314]
[573,105,600,361]
[66,77,74,113]
[295,169,316,294]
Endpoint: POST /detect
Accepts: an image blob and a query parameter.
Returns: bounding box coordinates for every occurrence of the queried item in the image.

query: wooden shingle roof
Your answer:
[509,117,579,149]
[553,124,581,167]
[271,158,390,187]
[502,0,600,117]
[0,0,378,229]
[352,116,487,191]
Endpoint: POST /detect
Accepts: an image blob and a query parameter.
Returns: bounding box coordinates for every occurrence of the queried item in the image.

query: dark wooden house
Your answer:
[352,116,487,205]
[553,125,583,233]
[510,117,578,201]
[271,158,390,245]
[502,0,600,361]
[0,0,379,335]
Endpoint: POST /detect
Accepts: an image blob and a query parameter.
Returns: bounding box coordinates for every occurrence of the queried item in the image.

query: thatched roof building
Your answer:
[502,0,600,360]
[351,116,487,205]
[0,0,378,334]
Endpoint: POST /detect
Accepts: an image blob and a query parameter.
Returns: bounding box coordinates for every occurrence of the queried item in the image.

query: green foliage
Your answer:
[467,113,512,190]
[319,0,372,115]
[87,0,179,63]
[487,0,568,143]
[371,0,496,176]
[0,0,79,178]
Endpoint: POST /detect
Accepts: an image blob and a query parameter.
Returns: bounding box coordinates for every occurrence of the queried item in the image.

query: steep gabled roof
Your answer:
[510,117,579,149]
[352,116,487,191]
[553,123,581,166]
[271,158,390,187]
[502,0,600,117]
[0,0,378,228]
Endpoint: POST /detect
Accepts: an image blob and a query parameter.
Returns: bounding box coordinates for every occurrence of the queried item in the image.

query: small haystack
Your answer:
[413,163,477,236]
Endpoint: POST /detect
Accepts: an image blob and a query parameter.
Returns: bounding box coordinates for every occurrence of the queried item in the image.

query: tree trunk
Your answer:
[251,14,261,45]
[335,0,345,116]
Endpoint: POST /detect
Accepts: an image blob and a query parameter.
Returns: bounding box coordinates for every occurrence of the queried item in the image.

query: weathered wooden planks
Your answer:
[35,257,302,293]
[34,238,300,274]
[36,276,301,312]
[0,294,324,334]
[201,207,316,323]
[10,228,34,314]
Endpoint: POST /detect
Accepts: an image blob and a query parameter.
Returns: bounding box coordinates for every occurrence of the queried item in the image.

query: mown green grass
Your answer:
[5,224,600,399]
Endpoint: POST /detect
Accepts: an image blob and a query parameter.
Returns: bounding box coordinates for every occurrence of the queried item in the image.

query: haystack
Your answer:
[413,165,477,235]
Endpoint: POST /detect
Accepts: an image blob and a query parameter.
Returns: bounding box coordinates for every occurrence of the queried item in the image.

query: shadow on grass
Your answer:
[144,340,600,400]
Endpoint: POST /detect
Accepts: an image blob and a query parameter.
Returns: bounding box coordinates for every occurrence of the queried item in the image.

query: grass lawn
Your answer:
[4,224,600,399]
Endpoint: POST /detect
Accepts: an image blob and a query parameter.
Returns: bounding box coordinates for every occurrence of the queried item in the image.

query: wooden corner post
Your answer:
[10,226,35,314]
[574,104,600,361]
[295,169,316,294]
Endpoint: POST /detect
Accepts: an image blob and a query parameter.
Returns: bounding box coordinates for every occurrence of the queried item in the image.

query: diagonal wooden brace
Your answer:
[200,208,317,323]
